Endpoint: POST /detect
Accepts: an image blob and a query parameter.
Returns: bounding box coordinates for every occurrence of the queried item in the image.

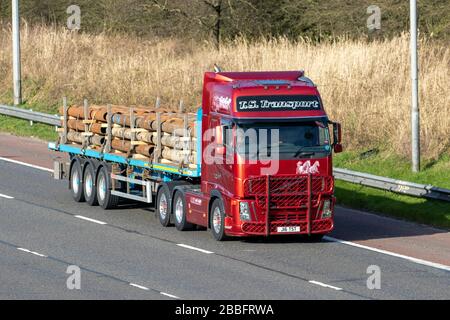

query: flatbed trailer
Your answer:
[50,70,342,241]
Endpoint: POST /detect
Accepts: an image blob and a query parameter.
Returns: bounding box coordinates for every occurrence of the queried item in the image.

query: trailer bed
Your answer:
[48,142,201,178]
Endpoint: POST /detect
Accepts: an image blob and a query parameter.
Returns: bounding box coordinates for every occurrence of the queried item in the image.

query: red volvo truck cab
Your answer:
[173,70,343,241]
[51,69,342,242]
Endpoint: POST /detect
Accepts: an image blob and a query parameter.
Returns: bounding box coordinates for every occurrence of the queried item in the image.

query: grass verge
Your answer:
[335,181,450,229]
[334,150,450,188]
[334,150,450,229]
[0,115,58,141]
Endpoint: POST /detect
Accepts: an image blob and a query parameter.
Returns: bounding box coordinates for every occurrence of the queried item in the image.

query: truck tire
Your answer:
[96,166,119,210]
[70,160,85,203]
[210,198,227,241]
[83,163,98,206]
[173,191,194,231]
[157,186,172,227]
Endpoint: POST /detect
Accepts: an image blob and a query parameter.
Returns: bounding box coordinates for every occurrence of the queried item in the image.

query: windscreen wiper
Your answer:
[294,151,315,158]
[294,146,320,158]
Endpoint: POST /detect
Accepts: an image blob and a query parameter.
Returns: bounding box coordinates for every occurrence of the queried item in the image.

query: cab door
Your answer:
[205,116,234,197]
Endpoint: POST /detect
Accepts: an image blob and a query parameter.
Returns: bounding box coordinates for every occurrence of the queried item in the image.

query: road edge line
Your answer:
[0,156,53,173]
[324,236,450,272]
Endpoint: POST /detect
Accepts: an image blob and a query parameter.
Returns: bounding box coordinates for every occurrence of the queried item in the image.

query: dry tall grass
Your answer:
[0,25,448,158]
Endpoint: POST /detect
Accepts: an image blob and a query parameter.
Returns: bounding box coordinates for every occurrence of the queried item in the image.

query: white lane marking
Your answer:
[129,283,149,290]
[325,236,450,273]
[0,193,14,199]
[177,244,214,254]
[75,215,107,225]
[309,280,343,291]
[3,152,449,274]
[0,156,53,173]
[17,248,48,258]
[160,292,181,299]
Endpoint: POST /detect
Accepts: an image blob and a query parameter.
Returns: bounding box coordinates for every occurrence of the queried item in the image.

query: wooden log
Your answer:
[67,119,106,135]
[132,154,151,161]
[111,139,155,157]
[60,104,178,119]
[162,147,196,164]
[160,135,196,150]
[90,134,105,146]
[134,131,196,149]
[67,131,105,146]
[59,105,83,118]
[90,123,107,135]
[67,119,85,131]
[112,127,134,140]
[67,131,84,144]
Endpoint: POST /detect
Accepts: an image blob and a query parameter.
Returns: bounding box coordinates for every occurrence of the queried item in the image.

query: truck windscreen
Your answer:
[235,121,331,160]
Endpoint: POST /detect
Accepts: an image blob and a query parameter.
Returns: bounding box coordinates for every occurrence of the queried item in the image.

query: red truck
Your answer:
[51,70,342,241]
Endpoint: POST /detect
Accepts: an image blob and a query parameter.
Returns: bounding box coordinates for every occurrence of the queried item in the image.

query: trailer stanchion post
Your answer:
[155,112,162,163]
[105,104,112,153]
[83,99,89,148]
[130,107,136,155]
[63,97,68,144]
[54,114,58,132]
[154,97,162,164]
[180,100,189,166]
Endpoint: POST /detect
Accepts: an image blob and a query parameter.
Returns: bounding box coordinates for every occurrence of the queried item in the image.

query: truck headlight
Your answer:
[322,200,332,219]
[240,202,251,221]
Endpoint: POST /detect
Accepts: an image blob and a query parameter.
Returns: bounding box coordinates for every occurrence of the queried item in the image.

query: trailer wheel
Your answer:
[70,160,85,203]
[157,186,172,227]
[83,163,98,206]
[173,191,194,231]
[210,198,227,241]
[96,166,119,210]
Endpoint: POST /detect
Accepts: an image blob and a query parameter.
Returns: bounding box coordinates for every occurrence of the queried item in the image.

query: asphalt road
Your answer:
[0,134,449,299]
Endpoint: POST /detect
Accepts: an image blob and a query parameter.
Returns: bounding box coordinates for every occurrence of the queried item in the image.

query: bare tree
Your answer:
[149,0,255,50]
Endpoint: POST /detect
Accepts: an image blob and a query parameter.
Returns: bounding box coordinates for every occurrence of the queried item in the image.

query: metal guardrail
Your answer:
[1,104,449,202]
[334,168,450,202]
[0,104,59,126]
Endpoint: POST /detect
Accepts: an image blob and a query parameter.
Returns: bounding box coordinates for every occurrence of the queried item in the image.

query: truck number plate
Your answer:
[277,226,300,233]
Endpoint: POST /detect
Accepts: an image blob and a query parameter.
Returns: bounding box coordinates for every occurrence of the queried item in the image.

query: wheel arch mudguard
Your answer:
[207,190,226,229]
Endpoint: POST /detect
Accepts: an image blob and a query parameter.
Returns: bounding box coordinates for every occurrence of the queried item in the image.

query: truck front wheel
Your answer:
[70,160,85,203]
[96,166,119,210]
[210,198,227,241]
[173,191,194,231]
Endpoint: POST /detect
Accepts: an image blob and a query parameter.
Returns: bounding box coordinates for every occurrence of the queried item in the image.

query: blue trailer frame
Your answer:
[49,109,202,194]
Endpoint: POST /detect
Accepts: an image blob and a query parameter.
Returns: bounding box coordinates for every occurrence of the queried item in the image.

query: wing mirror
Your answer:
[333,143,343,153]
[331,121,343,153]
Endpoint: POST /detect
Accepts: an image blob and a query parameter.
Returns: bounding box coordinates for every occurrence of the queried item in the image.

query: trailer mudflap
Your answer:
[53,158,67,180]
